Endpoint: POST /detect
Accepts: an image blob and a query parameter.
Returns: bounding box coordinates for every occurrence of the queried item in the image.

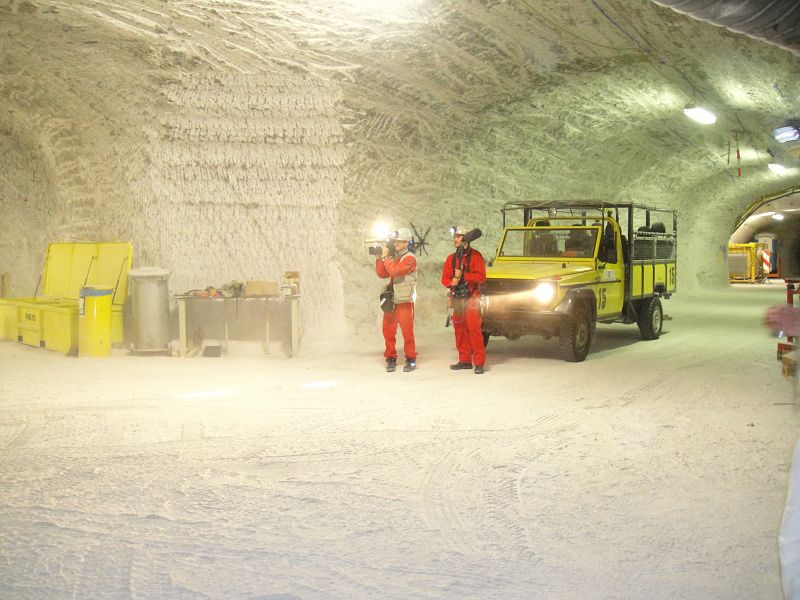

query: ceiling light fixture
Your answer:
[772,213,785,221]
[768,163,787,175]
[774,125,800,143]
[683,104,716,124]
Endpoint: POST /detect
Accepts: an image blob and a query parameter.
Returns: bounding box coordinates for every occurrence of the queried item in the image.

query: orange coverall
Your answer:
[441,248,486,367]
[376,251,417,361]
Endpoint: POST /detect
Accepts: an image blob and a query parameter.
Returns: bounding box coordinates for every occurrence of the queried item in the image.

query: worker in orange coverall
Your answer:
[441,226,487,374]
[375,228,417,373]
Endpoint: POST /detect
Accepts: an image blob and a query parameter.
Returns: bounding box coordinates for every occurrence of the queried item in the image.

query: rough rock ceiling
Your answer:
[653,0,800,56]
[1,0,800,324]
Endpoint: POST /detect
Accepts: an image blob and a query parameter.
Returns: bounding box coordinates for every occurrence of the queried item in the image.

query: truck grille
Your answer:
[484,279,537,295]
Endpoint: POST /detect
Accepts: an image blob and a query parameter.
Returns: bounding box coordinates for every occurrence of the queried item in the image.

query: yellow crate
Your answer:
[0,300,18,341]
[17,304,43,347]
[42,302,79,354]
[7,299,64,349]
[0,242,132,354]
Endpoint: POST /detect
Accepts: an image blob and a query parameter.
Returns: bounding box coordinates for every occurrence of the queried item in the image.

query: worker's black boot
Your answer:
[449,362,472,370]
[386,357,397,372]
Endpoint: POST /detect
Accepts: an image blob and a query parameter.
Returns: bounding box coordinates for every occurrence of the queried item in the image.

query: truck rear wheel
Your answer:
[637,297,663,340]
[559,305,592,362]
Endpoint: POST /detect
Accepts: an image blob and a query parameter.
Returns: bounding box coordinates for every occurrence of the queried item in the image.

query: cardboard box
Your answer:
[783,351,797,378]
[245,280,279,297]
[283,271,300,295]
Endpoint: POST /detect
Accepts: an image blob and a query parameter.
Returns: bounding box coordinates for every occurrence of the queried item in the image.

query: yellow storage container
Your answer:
[0,242,132,354]
[79,287,113,357]
[0,299,20,341]
[42,302,79,354]
[17,302,44,347]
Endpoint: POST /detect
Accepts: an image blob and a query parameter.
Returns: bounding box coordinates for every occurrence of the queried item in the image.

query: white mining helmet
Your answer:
[449,225,469,236]
[392,227,414,242]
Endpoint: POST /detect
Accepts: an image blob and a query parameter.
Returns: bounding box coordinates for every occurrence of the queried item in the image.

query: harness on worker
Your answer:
[450,248,472,317]
[379,249,415,313]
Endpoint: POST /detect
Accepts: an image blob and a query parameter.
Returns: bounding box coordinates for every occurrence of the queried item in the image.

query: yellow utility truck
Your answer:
[481,201,677,362]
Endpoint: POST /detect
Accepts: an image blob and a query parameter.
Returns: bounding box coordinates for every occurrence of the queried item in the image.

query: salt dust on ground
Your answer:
[0,283,797,599]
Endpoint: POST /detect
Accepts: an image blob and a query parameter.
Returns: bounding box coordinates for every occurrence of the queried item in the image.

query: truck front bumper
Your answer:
[481,307,567,338]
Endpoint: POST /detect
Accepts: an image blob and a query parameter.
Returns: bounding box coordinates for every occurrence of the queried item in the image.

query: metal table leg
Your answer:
[178,298,188,358]
[290,296,299,357]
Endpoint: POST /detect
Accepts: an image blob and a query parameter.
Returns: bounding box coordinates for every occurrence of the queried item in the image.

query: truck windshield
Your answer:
[499,227,599,258]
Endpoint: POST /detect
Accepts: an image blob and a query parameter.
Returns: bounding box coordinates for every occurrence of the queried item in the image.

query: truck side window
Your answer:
[599,223,618,263]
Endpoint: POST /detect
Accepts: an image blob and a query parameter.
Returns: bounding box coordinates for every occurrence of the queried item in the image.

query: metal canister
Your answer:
[79,287,113,357]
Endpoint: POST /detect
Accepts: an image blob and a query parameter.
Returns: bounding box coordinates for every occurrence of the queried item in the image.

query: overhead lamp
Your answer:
[772,213,785,221]
[773,125,800,143]
[683,104,716,124]
[768,163,787,175]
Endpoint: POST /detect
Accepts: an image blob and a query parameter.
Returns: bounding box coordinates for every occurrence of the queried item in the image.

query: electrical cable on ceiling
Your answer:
[590,0,651,54]
[592,0,703,101]
[519,0,629,52]
[595,0,762,176]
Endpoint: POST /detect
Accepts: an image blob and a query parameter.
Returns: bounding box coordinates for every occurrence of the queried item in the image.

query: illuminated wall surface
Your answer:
[3,6,800,600]
[1,1,800,340]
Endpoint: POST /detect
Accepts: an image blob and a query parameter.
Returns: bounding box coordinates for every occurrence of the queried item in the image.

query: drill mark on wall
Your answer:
[143,72,348,341]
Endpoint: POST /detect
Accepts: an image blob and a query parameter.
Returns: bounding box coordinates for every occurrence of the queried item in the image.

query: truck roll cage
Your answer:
[500,200,677,261]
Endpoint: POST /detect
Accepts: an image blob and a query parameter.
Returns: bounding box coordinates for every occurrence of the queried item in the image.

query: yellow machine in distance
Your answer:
[728,242,768,284]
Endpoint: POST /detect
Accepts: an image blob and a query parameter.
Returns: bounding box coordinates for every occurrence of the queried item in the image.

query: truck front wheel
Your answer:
[637,297,663,340]
[559,305,592,362]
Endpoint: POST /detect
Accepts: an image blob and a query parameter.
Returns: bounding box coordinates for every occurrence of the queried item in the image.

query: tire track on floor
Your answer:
[620,373,670,406]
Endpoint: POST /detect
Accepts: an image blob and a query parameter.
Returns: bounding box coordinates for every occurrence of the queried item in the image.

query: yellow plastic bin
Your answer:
[79,287,113,357]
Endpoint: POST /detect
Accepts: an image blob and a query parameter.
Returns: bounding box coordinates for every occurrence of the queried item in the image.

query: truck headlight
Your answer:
[531,282,556,305]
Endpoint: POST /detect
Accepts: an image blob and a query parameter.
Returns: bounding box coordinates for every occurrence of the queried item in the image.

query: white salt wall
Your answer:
[0,117,53,296]
[1,0,800,339]
[0,6,350,340]
[123,73,348,339]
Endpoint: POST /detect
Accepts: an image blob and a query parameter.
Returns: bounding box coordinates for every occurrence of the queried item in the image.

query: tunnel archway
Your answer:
[729,188,800,280]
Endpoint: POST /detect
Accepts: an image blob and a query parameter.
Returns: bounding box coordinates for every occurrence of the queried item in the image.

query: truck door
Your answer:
[595,222,624,318]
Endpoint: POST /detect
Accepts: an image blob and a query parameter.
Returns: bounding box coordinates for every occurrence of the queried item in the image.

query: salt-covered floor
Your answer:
[0,283,797,599]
